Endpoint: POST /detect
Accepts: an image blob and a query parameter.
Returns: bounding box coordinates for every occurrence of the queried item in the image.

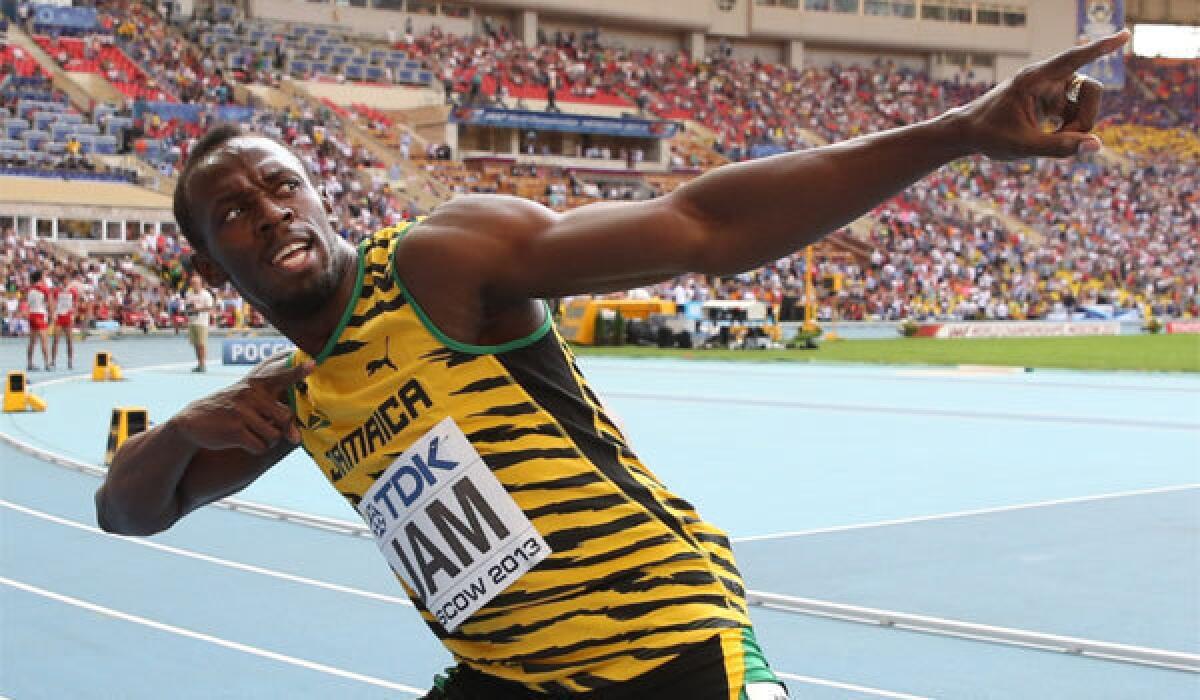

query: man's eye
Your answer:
[279,180,299,194]
[223,207,242,222]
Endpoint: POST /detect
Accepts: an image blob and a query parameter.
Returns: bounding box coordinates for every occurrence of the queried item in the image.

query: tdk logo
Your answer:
[359,417,552,631]
[371,436,459,519]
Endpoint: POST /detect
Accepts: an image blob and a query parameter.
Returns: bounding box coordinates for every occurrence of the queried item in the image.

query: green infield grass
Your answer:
[573,334,1200,372]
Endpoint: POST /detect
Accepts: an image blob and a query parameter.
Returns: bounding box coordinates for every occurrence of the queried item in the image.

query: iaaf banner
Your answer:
[449,106,678,139]
[1077,0,1126,89]
[920,321,1121,339]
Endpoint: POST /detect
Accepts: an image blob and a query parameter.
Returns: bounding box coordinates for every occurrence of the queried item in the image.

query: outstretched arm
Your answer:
[95,356,313,535]
[405,31,1128,303]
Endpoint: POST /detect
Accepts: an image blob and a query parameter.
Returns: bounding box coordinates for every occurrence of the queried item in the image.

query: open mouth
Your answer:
[270,240,315,271]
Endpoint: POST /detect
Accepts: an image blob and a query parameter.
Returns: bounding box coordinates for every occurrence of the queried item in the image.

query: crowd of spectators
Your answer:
[0,225,273,338]
[581,49,1197,321]
[2,230,170,336]
[624,133,1198,323]
[404,27,992,160]
[114,1,237,105]
[1,5,1195,330]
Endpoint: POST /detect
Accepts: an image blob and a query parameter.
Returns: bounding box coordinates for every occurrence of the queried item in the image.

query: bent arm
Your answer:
[95,356,311,536]
[95,419,295,536]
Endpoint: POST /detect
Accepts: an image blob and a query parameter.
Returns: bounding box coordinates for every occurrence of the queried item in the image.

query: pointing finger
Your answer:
[257,357,315,389]
[1043,29,1131,78]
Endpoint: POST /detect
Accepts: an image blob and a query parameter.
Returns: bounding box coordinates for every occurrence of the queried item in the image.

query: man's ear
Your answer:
[189,251,228,288]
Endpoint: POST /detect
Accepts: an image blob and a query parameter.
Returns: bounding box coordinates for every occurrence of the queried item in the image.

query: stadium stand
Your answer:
[2,1,1196,333]
[0,53,134,180]
[33,34,176,102]
[194,16,434,87]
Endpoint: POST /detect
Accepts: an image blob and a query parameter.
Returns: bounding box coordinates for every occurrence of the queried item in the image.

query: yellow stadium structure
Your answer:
[558,299,676,345]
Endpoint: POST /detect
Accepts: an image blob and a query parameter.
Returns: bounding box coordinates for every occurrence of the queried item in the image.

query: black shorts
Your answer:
[421,632,784,700]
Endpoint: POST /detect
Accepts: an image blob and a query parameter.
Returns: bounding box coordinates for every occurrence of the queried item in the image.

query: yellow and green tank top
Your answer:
[288,224,752,694]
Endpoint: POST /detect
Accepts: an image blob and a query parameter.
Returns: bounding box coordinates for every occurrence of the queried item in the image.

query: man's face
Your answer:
[185,137,347,320]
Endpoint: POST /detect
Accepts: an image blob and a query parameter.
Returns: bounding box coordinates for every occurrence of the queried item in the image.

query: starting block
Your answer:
[4,372,47,412]
[104,407,149,465]
[92,351,124,381]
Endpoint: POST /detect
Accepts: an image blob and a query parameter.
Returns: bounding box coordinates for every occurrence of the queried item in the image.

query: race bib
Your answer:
[359,417,551,632]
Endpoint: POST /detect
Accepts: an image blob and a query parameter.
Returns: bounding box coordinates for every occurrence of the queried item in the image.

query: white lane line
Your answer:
[581,360,1200,394]
[25,362,201,388]
[0,576,425,695]
[734,483,1200,543]
[0,418,371,537]
[775,672,930,700]
[0,499,411,607]
[2,499,940,695]
[750,591,1199,673]
[603,391,1200,431]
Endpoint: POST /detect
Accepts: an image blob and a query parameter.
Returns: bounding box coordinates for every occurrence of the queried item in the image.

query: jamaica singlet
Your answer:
[288,224,768,696]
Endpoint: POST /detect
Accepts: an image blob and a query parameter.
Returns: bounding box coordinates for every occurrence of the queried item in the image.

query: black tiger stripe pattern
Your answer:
[288,225,752,694]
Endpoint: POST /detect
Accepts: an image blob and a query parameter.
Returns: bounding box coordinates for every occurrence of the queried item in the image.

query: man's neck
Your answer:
[268,245,359,358]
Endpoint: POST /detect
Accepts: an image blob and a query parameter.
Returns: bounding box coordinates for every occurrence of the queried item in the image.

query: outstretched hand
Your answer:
[955,30,1131,161]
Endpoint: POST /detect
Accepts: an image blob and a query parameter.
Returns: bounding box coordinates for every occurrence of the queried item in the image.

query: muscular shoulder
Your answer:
[396,194,556,282]
[393,195,547,340]
[410,195,554,245]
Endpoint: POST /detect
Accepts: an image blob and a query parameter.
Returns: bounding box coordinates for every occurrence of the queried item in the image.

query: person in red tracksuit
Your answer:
[50,273,82,370]
[25,269,51,371]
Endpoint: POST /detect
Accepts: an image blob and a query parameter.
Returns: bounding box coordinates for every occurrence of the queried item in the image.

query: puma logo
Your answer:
[366,337,398,376]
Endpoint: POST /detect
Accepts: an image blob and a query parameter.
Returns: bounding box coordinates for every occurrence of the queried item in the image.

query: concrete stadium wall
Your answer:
[537,17,684,53]
[750,6,1029,55]
[1028,0,1081,63]
[249,0,473,39]
[805,46,929,72]
[299,81,443,109]
[249,1,1100,84]
[728,38,784,64]
[1126,0,1200,26]
[467,0,712,31]
[0,177,171,210]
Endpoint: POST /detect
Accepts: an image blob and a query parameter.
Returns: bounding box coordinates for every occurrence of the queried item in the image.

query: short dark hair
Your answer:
[173,122,249,252]
[174,124,320,253]
[30,269,42,283]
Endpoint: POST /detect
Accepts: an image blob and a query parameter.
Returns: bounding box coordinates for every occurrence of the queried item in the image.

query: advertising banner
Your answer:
[222,338,295,365]
[1077,0,1126,89]
[449,106,678,139]
[933,321,1121,339]
[1166,321,1200,335]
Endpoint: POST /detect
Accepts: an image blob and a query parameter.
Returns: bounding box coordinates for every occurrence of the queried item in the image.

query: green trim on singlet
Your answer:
[390,223,554,355]
[740,626,783,698]
[311,238,369,365]
[285,352,297,416]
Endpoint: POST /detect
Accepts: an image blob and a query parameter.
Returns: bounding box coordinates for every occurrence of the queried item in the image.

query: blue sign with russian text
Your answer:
[222,339,294,365]
[449,106,678,139]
